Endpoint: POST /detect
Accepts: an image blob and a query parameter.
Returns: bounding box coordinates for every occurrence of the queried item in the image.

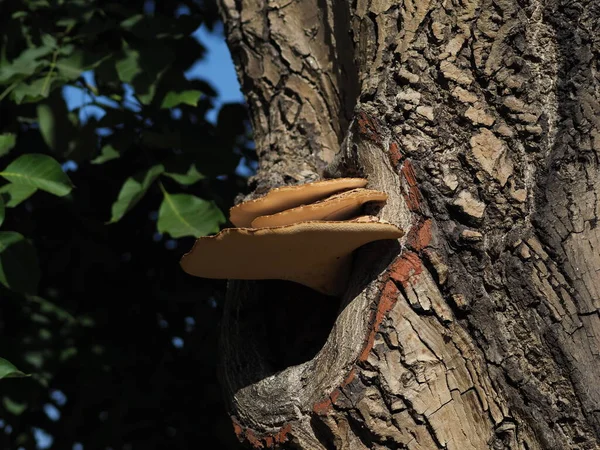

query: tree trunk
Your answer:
[217,0,600,448]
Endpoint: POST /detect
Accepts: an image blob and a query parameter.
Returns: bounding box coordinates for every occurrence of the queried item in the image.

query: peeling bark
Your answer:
[218,0,600,448]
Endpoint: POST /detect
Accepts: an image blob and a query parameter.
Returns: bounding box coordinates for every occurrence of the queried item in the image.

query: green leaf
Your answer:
[0,183,38,207]
[0,197,4,227]
[0,357,28,379]
[0,231,40,294]
[91,145,120,164]
[0,133,17,157]
[24,351,43,369]
[120,14,145,31]
[29,0,51,10]
[160,90,202,109]
[60,347,77,361]
[55,50,111,80]
[163,163,204,186]
[27,296,76,324]
[55,54,86,80]
[115,44,174,105]
[11,75,65,104]
[40,34,58,50]
[157,191,224,238]
[115,47,141,84]
[3,397,28,415]
[37,104,55,149]
[0,46,52,84]
[0,154,73,197]
[109,165,164,223]
[56,17,77,29]
[36,93,75,157]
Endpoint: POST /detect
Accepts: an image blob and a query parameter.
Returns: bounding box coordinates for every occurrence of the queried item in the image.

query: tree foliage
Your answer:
[0,0,252,448]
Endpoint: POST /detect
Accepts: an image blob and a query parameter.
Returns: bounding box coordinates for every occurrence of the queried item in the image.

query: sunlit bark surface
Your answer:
[218,0,600,448]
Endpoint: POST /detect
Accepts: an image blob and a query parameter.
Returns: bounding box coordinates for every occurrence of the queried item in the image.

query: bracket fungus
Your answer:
[180,178,404,296]
[229,178,367,227]
[251,188,388,228]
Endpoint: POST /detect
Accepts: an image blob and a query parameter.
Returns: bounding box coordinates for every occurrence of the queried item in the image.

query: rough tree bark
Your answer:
[217,0,600,448]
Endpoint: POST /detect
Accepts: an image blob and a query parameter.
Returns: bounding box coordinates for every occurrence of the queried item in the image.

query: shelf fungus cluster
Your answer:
[180,178,404,296]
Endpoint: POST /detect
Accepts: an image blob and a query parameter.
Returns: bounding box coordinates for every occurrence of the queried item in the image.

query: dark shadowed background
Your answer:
[0,1,251,448]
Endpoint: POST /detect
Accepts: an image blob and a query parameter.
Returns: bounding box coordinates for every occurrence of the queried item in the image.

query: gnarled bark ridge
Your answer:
[218,0,600,448]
